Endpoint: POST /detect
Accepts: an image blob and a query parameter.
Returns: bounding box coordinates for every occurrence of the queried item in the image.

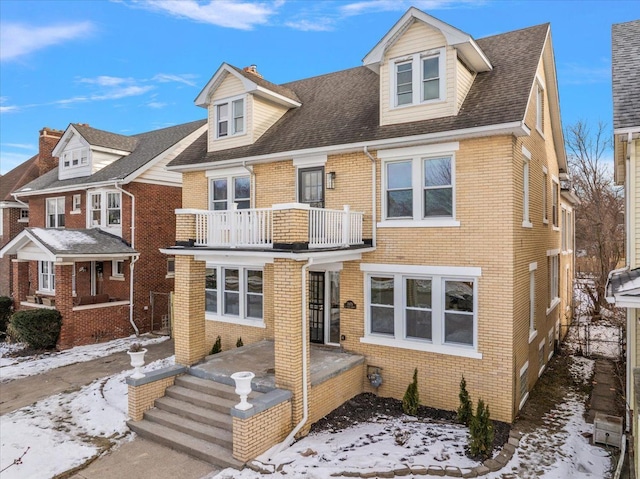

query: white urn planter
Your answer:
[127,348,147,379]
[230,371,255,410]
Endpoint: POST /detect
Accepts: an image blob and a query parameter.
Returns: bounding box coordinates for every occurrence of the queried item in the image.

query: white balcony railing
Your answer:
[191,205,364,249]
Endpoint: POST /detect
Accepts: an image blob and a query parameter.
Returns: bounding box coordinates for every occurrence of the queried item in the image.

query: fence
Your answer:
[560,320,624,360]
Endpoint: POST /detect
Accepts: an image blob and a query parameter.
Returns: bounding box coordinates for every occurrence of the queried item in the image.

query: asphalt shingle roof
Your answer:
[612,20,640,131]
[17,119,206,194]
[228,65,301,103]
[168,23,549,168]
[0,154,38,201]
[27,227,137,256]
[72,124,138,152]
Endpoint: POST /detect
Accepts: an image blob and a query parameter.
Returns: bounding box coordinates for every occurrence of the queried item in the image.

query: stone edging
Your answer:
[246,430,524,478]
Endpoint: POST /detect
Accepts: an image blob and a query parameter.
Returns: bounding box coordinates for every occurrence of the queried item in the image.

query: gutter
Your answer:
[114,181,139,336]
[363,146,377,248]
[11,193,29,209]
[270,257,313,457]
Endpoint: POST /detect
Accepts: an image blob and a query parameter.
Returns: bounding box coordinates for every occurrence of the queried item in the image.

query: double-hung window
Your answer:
[522,147,531,227]
[216,97,245,138]
[392,48,444,107]
[547,251,559,311]
[380,143,458,226]
[89,191,121,228]
[542,167,548,224]
[363,264,480,358]
[552,179,559,228]
[46,197,65,228]
[39,261,55,292]
[210,176,250,210]
[62,147,90,169]
[205,265,263,324]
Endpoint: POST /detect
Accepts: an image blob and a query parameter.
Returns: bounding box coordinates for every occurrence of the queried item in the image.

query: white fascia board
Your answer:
[52,124,81,157]
[91,145,131,156]
[614,127,640,136]
[58,253,139,261]
[163,247,375,263]
[194,63,255,107]
[360,262,481,277]
[0,230,54,259]
[15,180,123,198]
[167,121,527,173]
[0,201,24,208]
[122,123,208,184]
[251,85,301,108]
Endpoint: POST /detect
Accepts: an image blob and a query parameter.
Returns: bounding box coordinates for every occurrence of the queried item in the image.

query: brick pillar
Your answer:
[272,204,309,245]
[55,263,75,349]
[273,258,310,432]
[12,260,29,307]
[176,211,196,243]
[174,255,206,365]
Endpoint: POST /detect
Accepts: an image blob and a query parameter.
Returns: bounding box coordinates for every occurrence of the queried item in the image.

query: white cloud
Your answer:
[2,143,35,150]
[0,105,19,114]
[78,76,133,87]
[0,22,94,61]
[285,18,335,32]
[147,101,168,109]
[153,73,198,87]
[340,0,482,16]
[129,0,277,30]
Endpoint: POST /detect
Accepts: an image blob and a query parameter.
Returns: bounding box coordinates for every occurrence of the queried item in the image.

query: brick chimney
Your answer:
[37,127,64,176]
[243,64,263,79]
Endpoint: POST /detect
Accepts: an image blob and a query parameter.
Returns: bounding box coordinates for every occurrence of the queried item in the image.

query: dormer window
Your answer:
[392,48,445,108]
[216,96,245,138]
[62,147,90,169]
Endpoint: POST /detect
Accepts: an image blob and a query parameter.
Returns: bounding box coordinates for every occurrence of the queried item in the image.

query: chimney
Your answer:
[243,64,263,79]
[37,127,64,176]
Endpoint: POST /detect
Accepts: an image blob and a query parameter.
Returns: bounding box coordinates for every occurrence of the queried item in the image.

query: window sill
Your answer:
[546,297,560,315]
[70,210,81,215]
[359,335,481,359]
[390,98,446,110]
[377,219,460,228]
[522,220,533,228]
[552,226,560,232]
[205,313,266,329]
[165,273,175,279]
[543,219,549,225]
[518,392,529,411]
[528,330,538,344]
[17,218,29,223]
[109,275,125,281]
[538,365,545,377]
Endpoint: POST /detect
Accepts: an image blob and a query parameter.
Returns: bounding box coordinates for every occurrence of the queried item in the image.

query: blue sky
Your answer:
[0,0,636,174]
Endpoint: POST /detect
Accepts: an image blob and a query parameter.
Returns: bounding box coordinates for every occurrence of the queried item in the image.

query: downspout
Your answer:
[114,181,139,336]
[270,257,313,457]
[364,146,377,247]
[11,193,29,209]
[242,161,255,208]
[625,131,633,430]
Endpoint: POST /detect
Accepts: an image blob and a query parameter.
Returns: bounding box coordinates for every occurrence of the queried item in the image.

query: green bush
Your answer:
[457,375,473,426]
[402,368,420,416]
[469,398,494,459]
[210,335,222,355]
[9,309,62,349]
[236,337,243,348]
[0,296,13,334]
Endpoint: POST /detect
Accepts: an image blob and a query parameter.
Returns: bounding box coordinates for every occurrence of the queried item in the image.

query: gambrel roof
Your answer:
[169,23,550,169]
[16,119,206,195]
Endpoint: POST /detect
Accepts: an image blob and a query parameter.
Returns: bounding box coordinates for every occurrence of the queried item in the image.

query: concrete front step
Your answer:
[154,396,233,430]
[175,374,263,402]
[128,419,243,469]
[143,408,233,449]
[165,385,237,415]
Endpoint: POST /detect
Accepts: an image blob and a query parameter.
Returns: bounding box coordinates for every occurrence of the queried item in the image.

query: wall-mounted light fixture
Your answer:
[326,171,336,189]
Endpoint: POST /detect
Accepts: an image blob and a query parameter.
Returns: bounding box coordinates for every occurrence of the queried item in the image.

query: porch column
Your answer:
[11,259,29,306]
[174,255,207,365]
[55,263,75,349]
[273,258,310,433]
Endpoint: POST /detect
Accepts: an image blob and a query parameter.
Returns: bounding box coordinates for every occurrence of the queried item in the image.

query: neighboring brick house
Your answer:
[0,127,63,296]
[0,120,206,348]
[155,7,575,459]
[606,19,640,478]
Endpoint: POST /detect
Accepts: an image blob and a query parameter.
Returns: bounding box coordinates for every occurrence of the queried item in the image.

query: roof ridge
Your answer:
[477,22,549,42]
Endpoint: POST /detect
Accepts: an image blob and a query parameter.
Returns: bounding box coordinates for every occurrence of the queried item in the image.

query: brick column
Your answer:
[273,258,310,432]
[174,255,206,365]
[55,263,75,349]
[175,210,196,243]
[272,204,309,246]
[11,260,29,307]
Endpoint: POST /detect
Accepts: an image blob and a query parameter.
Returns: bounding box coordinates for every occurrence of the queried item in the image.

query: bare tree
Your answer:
[566,120,624,319]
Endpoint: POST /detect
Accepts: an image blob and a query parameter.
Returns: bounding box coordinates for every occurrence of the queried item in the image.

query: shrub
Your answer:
[8,309,62,349]
[236,337,243,348]
[210,335,222,355]
[469,399,494,459]
[457,375,473,426]
[0,296,13,334]
[402,368,420,416]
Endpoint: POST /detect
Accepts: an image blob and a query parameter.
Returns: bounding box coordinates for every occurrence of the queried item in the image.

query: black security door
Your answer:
[309,271,325,343]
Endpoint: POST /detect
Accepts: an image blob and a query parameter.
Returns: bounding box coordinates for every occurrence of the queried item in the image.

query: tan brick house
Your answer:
[0,127,63,297]
[131,8,576,464]
[1,120,206,348]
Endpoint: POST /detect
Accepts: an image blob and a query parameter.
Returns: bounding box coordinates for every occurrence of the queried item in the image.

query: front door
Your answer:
[309,270,341,345]
[298,166,324,208]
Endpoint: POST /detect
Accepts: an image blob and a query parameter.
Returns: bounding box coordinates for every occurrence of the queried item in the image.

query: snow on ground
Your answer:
[0,334,169,382]
[0,356,174,479]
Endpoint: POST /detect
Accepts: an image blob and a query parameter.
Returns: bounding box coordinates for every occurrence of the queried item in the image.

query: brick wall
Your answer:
[308,362,364,425]
[0,207,28,296]
[128,376,176,421]
[232,400,292,462]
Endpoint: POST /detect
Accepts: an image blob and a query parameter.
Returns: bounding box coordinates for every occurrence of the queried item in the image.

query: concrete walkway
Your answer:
[0,338,175,415]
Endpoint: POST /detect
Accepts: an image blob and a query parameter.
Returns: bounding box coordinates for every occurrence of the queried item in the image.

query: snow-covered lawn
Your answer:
[0,334,169,382]
[0,356,174,478]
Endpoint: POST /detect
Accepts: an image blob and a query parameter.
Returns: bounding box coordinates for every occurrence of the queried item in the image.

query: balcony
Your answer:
[177,204,364,250]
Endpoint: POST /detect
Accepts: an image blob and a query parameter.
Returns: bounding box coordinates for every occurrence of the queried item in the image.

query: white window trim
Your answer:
[166,257,175,279]
[548,328,555,360]
[204,265,265,327]
[208,175,251,211]
[546,249,560,314]
[46,197,65,228]
[528,262,537,343]
[87,190,122,229]
[61,147,90,170]
[18,208,29,223]
[551,175,560,230]
[214,94,246,139]
[378,143,459,227]
[71,194,82,214]
[38,260,55,293]
[538,339,546,377]
[361,264,481,359]
[536,79,545,137]
[522,146,532,227]
[390,48,446,109]
[110,259,125,281]
[519,361,529,410]
[542,166,548,224]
